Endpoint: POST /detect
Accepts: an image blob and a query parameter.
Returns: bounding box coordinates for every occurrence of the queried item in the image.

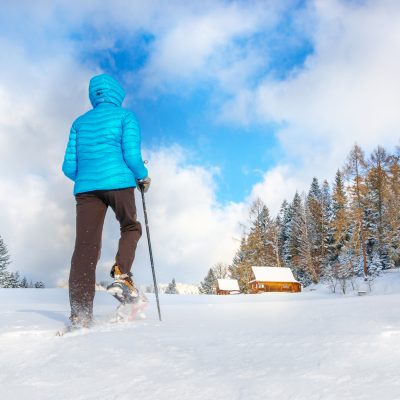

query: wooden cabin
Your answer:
[249,266,301,293]
[217,279,240,295]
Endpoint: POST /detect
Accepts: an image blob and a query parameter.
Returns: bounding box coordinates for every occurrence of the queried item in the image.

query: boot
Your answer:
[107,264,139,304]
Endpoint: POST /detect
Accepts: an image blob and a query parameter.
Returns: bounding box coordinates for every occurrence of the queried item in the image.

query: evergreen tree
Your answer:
[365,146,392,269]
[165,278,178,294]
[229,237,253,293]
[246,198,277,266]
[0,236,12,288]
[384,148,400,267]
[278,200,292,267]
[20,276,29,288]
[331,170,349,252]
[306,177,325,281]
[7,271,21,288]
[286,193,313,286]
[199,268,216,294]
[321,179,335,270]
[34,281,45,288]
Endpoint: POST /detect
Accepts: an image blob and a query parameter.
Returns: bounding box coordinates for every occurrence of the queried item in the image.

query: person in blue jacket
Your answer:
[62,74,150,328]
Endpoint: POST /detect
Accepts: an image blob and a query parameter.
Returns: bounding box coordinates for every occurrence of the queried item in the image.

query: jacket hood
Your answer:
[89,74,125,107]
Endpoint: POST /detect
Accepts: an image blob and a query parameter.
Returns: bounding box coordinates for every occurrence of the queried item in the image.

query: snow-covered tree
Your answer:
[0,236,12,288]
[306,177,325,281]
[343,144,368,278]
[386,149,400,267]
[365,146,392,269]
[19,276,29,288]
[199,268,216,294]
[322,263,340,293]
[246,198,277,266]
[337,245,358,294]
[229,236,253,293]
[286,193,313,286]
[165,278,178,294]
[280,200,294,268]
[7,271,21,288]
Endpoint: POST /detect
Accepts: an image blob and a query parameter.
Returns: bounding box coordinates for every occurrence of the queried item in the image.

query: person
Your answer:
[62,73,151,328]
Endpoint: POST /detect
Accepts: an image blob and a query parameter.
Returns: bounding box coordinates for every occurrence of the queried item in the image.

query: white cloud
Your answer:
[249,165,308,215]
[138,3,270,91]
[131,147,246,283]
[223,0,400,204]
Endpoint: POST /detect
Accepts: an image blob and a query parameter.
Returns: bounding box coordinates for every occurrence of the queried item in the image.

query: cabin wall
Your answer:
[249,281,301,293]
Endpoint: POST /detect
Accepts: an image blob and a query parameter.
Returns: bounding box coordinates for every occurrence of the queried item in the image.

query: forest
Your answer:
[200,144,400,294]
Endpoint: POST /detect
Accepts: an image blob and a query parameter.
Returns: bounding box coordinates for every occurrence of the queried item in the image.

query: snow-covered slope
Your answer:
[1,271,400,400]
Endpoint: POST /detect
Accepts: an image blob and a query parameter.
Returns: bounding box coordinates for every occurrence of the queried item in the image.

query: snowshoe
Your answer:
[115,292,149,322]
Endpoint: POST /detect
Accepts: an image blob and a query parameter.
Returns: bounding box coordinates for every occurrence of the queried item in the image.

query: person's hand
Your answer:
[137,176,151,193]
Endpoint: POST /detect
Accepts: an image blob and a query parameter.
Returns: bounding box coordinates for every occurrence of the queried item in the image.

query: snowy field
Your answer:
[1,272,400,400]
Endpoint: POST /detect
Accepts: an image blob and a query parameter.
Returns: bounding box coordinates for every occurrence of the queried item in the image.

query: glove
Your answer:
[137,176,151,193]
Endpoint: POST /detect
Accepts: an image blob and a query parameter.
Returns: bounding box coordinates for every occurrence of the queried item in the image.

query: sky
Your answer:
[0,0,399,287]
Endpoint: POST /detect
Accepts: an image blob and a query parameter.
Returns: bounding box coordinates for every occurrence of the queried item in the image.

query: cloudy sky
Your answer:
[0,0,399,287]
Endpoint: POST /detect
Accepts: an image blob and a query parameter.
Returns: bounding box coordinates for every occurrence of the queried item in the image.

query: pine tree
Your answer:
[321,179,335,271]
[34,281,45,288]
[278,200,292,267]
[0,236,12,288]
[286,193,313,286]
[165,278,178,294]
[306,177,325,281]
[331,170,350,258]
[246,198,277,266]
[229,237,253,293]
[365,146,392,269]
[20,276,29,288]
[199,268,217,294]
[385,147,400,267]
[8,271,21,288]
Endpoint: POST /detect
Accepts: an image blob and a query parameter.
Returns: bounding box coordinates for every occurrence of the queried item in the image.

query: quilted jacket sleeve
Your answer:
[62,123,78,181]
[122,112,148,180]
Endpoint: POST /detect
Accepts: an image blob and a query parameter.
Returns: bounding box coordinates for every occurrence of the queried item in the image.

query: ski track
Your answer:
[0,283,400,399]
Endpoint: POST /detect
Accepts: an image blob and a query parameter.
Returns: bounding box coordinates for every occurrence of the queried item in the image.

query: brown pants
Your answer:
[69,187,142,321]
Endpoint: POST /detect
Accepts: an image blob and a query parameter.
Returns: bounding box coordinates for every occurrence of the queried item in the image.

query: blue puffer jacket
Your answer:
[62,74,148,195]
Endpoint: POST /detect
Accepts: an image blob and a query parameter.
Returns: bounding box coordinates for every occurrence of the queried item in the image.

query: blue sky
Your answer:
[69,0,313,203]
[1,0,399,285]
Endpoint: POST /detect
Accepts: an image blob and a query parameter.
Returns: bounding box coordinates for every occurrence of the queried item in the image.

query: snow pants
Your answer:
[69,187,142,321]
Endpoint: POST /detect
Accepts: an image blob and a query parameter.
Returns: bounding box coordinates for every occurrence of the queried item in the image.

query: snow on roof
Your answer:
[217,279,240,291]
[250,266,298,283]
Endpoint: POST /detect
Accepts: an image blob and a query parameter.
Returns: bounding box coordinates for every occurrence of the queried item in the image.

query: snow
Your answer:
[250,266,299,283]
[1,270,400,399]
[217,278,240,291]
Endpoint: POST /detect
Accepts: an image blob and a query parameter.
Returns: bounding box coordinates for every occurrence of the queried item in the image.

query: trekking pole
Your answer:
[139,182,162,321]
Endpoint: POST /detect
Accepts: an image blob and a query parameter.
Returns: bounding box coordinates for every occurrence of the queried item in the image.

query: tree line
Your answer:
[201,144,399,294]
[0,235,45,288]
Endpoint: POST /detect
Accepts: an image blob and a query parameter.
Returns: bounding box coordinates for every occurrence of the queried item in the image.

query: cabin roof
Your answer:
[217,279,240,291]
[250,266,299,283]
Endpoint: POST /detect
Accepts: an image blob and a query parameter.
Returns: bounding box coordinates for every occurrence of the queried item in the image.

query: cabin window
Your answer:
[258,283,264,288]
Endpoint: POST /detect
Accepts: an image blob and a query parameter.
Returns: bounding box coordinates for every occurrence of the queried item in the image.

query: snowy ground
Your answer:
[1,272,400,400]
